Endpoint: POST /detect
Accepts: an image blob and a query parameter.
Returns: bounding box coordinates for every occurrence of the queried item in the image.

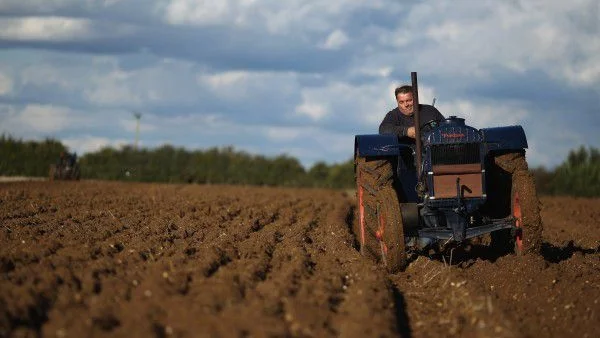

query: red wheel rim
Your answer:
[513,191,523,251]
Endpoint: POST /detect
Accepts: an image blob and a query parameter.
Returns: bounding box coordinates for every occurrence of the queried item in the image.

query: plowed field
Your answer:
[1,181,599,337]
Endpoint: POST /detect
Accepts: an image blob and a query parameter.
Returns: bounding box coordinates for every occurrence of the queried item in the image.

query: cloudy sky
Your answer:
[0,0,598,169]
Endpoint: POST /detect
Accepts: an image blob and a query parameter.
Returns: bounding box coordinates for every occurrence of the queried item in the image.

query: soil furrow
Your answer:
[1,182,598,337]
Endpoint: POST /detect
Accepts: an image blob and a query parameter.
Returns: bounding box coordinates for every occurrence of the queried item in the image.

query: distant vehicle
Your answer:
[49,152,81,181]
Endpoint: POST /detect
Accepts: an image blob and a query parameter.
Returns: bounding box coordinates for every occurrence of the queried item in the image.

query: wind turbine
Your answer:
[133,111,142,149]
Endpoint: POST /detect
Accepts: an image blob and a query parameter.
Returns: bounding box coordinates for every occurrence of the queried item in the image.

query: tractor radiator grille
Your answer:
[431,143,481,165]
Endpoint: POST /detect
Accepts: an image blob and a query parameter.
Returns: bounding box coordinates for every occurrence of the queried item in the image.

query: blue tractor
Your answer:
[354,73,542,272]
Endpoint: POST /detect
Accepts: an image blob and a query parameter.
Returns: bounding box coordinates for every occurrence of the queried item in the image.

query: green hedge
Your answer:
[0,135,353,189]
[532,146,600,197]
[0,135,67,177]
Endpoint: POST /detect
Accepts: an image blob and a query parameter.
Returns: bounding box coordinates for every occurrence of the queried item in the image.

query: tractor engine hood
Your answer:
[424,116,483,145]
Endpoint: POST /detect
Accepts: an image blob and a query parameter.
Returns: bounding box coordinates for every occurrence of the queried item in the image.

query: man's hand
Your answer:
[407,126,416,138]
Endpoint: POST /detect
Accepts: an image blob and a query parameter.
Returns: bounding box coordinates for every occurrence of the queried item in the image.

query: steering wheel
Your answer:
[420,119,440,133]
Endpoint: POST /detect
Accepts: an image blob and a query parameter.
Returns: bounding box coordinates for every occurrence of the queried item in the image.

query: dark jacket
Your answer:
[379,104,445,137]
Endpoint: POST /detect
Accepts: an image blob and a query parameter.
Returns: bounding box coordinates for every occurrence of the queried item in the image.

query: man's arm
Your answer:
[379,112,408,137]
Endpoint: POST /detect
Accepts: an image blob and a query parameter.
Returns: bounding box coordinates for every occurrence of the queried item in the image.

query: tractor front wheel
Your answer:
[355,156,407,273]
[491,152,542,255]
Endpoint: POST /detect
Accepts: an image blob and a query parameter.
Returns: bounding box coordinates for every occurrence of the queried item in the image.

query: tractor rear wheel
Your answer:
[355,156,407,273]
[490,152,542,255]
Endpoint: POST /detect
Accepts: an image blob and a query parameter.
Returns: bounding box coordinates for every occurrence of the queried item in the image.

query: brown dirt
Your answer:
[1,181,599,337]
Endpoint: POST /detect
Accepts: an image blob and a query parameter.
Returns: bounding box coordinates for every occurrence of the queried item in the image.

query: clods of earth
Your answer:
[1,181,598,337]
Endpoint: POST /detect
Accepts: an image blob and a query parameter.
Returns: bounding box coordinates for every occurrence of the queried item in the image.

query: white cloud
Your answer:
[19,104,73,133]
[0,17,92,41]
[0,104,18,118]
[295,101,329,121]
[197,69,298,101]
[426,21,464,42]
[403,0,600,86]
[265,126,302,141]
[525,123,587,168]
[20,63,76,89]
[164,0,231,26]
[0,104,79,135]
[0,1,82,12]
[200,71,248,90]
[0,73,13,95]
[294,83,348,122]
[358,67,393,78]
[83,59,200,107]
[62,135,130,155]
[260,125,354,166]
[436,99,528,129]
[101,0,123,6]
[257,1,395,35]
[121,113,228,137]
[85,69,142,106]
[161,0,397,37]
[0,0,131,13]
[321,29,349,50]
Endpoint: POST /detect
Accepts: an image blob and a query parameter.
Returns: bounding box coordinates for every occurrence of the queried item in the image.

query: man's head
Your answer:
[394,85,414,116]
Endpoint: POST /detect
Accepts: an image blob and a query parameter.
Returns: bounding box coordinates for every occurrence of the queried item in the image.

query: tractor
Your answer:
[49,152,81,181]
[354,72,542,272]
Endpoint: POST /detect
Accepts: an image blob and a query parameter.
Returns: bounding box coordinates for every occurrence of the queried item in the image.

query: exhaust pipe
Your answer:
[411,72,422,182]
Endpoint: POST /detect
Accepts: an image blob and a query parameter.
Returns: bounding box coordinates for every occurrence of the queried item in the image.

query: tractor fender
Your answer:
[354,134,413,158]
[481,125,528,152]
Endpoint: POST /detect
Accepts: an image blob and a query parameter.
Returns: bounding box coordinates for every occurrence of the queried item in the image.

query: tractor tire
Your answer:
[490,152,543,255]
[355,156,407,273]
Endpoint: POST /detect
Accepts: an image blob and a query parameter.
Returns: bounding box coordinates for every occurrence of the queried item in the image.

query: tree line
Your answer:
[531,146,600,197]
[0,135,353,189]
[1,135,598,196]
[81,144,354,188]
[0,135,67,177]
